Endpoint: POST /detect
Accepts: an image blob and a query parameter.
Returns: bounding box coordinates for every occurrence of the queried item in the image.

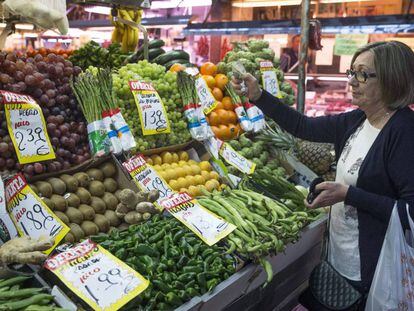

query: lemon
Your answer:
[185,175,196,187]
[190,165,201,175]
[161,151,173,164]
[169,179,180,191]
[151,155,162,166]
[198,185,207,195]
[210,171,220,180]
[171,163,179,168]
[188,185,200,198]
[201,170,210,180]
[161,163,170,170]
[165,168,177,180]
[181,165,192,176]
[172,153,179,163]
[205,179,220,192]
[145,157,154,165]
[176,167,186,178]
[159,171,168,181]
[178,160,187,166]
[179,188,188,193]
[178,151,189,161]
[153,164,162,172]
[177,177,188,189]
[199,161,212,172]
[194,174,205,185]
[188,159,197,165]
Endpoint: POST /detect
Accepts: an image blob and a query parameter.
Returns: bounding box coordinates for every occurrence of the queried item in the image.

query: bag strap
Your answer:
[321,207,332,261]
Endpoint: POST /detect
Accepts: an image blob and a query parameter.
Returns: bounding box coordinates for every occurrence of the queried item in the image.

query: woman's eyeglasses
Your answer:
[346,69,377,83]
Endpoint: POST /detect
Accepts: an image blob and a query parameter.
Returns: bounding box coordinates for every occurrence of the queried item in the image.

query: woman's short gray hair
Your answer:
[351,41,414,110]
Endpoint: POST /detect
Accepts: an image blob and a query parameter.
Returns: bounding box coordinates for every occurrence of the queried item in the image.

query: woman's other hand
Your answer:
[230,73,262,102]
[305,182,349,209]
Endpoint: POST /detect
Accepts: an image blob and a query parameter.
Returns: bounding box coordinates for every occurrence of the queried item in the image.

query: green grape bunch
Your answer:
[113,60,191,152]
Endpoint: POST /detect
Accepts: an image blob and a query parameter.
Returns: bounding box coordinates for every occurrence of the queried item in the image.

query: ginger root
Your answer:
[0,236,53,265]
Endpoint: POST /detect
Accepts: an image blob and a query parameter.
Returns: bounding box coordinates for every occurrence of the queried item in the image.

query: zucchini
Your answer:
[153,50,190,65]
[164,58,190,70]
[149,39,165,49]
[148,48,166,61]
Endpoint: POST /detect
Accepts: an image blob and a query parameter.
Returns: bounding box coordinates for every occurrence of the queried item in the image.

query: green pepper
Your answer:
[173,229,186,243]
[167,247,180,258]
[205,254,217,266]
[202,248,214,258]
[115,248,127,259]
[177,272,196,283]
[197,272,207,292]
[171,280,185,290]
[156,263,168,274]
[163,237,169,255]
[138,255,155,268]
[177,255,189,268]
[153,280,172,293]
[162,273,173,284]
[183,266,203,274]
[185,287,199,297]
[149,229,166,243]
[207,278,220,291]
[193,244,201,256]
[177,289,187,301]
[165,292,182,306]
[155,303,172,310]
[134,244,159,257]
[156,239,164,251]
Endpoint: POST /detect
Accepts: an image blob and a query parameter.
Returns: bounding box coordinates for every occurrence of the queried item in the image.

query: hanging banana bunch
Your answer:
[111,9,143,53]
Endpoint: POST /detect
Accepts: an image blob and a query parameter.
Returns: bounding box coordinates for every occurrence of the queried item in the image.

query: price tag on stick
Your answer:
[218,140,256,175]
[5,173,69,254]
[1,91,56,164]
[260,61,282,99]
[195,75,218,114]
[44,239,149,311]
[123,154,175,208]
[129,81,171,136]
[160,192,236,246]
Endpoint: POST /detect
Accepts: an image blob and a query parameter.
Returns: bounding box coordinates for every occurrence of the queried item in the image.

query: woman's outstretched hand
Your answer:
[230,73,262,102]
[305,182,350,209]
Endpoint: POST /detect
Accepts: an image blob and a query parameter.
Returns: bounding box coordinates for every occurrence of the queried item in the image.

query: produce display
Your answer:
[69,41,129,70]
[0,51,90,177]
[0,275,65,311]
[113,61,191,151]
[146,150,223,197]
[111,9,143,53]
[91,215,237,310]
[26,47,73,59]
[217,39,295,106]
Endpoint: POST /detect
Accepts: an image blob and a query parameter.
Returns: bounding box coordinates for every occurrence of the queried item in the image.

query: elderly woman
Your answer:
[232,41,414,307]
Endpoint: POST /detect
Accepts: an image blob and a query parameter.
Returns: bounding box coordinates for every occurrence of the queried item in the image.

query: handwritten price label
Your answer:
[1,91,56,164]
[123,154,174,208]
[129,81,171,136]
[5,174,69,254]
[45,240,149,311]
[260,62,282,99]
[219,141,256,175]
[161,192,236,246]
[195,76,218,114]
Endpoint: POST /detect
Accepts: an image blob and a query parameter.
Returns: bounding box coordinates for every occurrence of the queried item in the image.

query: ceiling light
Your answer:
[15,23,34,30]
[84,6,111,15]
[151,0,212,9]
[0,23,6,28]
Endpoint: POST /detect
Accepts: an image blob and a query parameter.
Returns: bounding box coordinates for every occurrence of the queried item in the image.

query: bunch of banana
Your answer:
[111,9,142,53]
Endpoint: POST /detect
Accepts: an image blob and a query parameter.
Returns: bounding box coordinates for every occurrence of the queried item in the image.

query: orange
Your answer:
[218,124,231,141]
[200,62,217,76]
[203,75,216,89]
[228,124,239,139]
[215,109,230,124]
[227,111,238,124]
[211,125,220,138]
[215,101,224,110]
[212,87,223,101]
[208,111,220,126]
[222,96,234,110]
[215,74,229,91]
[169,63,185,72]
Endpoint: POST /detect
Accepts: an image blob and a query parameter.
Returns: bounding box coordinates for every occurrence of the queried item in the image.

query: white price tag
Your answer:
[195,76,217,114]
[129,81,171,136]
[219,141,256,175]
[45,240,149,311]
[5,174,69,254]
[260,61,282,99]
[160,192,236,246]
[1,91,56,164]
[123,154,174,208]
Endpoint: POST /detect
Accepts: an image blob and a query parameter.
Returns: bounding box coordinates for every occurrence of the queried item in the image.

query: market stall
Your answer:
[0,1,333,310]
